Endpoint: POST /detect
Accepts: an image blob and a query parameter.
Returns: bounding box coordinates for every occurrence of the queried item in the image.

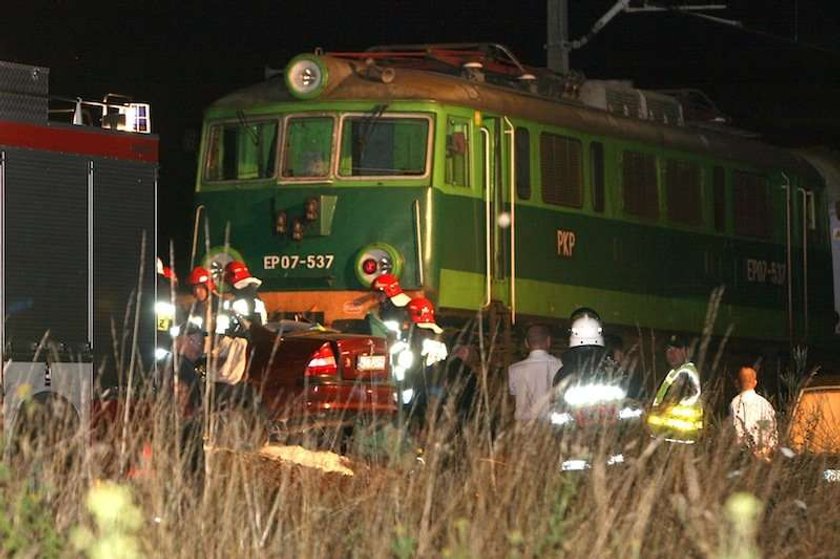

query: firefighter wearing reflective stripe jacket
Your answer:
[220,260,267,334]
[367,273,411,338]
[400,297,447,426]
[646,334,703,443]
[155,258,178,362]
[183,266,217,355]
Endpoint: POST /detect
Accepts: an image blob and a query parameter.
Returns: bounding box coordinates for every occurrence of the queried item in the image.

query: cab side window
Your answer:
[205,120,278,181]
[445,117,470,187]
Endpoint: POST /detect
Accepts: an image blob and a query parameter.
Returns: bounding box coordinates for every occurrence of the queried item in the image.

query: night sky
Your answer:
[5,0,840,265]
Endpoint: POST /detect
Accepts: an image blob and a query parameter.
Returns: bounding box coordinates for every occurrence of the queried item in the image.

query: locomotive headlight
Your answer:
[285,55,329,99]
[354,242,403,286]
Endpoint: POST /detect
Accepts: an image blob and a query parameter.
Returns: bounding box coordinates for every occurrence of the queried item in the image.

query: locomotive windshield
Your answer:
[281,116,334,178]
[205,111,432,182]
[338,115,429,177]
[205,119,277,181]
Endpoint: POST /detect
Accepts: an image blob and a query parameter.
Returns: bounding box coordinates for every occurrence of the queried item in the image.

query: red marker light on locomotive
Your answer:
[305,342,338,376]
[291,218,305,241]
[304,197,319,221]
[362,258,378,275]
[275,211,288,235]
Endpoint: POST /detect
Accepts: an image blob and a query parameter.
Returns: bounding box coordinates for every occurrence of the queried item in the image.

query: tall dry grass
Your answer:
[3,346,840,559]
[3,284,839,559]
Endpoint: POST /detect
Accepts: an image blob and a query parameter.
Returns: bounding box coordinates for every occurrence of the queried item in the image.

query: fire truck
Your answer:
[0,60,157,441]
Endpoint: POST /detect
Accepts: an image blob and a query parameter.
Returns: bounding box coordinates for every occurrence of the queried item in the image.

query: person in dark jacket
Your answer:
[553,308,609,386]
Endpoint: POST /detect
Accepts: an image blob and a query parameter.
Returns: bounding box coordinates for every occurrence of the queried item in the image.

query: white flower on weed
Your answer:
[72,482,143,559]
[720,492,763,559]
[87,482,142,530]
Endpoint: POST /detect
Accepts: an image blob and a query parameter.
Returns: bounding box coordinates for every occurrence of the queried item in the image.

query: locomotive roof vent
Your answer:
[579,80,684,127]
[330,43,743,130]
[461,61,485,82]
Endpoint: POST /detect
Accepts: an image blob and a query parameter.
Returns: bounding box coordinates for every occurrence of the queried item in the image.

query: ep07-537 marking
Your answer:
[745,258,786,286]
[264,254,335,270]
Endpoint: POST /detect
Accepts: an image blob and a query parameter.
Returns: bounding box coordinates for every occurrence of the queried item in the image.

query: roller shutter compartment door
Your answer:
[92,158,156,380]
[3,149,89,354]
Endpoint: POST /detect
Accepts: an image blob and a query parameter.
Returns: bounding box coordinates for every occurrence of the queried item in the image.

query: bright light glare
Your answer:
[188,316,203,328]
[232,299,250,315]
[618,406,643,420]
[215,314,231,334]
[607,454,625,465]
[401,388,415,405]
[396,349,414,370]
[550,412,574,426]
[384,321,402,334]
[155,301,175,317]
[168,325,181,338]
[155,348,170,361]
[393,366,406,382]
[564,384,626,407]
[823,469,840,483]
[421,339,448,366]
[561,460,589,472]
[389,340,408,354]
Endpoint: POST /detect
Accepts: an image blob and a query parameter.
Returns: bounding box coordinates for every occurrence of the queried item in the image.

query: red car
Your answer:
[241,321,397,433]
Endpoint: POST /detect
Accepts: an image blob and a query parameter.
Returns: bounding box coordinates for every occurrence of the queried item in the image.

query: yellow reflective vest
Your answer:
[646,362,703,443]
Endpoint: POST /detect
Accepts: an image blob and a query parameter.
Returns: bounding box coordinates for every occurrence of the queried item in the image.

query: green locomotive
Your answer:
[193,43,835,352]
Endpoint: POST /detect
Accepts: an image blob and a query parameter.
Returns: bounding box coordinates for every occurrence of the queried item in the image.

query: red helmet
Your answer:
[161,266,176,282]
[224,260,262,289]
[370,273,410,307]
[187,266,216,291]
[156,258,177,282]
[407,297,443,334]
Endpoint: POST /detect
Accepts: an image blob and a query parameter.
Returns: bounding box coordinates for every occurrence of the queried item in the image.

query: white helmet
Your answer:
[569,308,604,347]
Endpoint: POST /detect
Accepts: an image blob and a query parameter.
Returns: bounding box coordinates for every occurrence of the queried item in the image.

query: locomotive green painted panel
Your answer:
[438,269,790,340]
[195,186,433,291]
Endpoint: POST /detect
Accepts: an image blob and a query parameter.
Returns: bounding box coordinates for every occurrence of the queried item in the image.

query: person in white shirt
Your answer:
[508,324,562,422]
[730,366,778,458]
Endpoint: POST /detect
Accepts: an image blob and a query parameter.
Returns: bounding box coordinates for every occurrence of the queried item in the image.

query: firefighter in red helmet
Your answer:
[171,265,220,412]
[399,296,448,432]
[221,260,267,330]
[407,297,444,335]
[185,265,217,338]
[367,273,411,338]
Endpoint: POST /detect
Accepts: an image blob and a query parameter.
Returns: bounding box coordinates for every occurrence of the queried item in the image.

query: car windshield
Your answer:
[205,119,277,181]
[338,115,429,177]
